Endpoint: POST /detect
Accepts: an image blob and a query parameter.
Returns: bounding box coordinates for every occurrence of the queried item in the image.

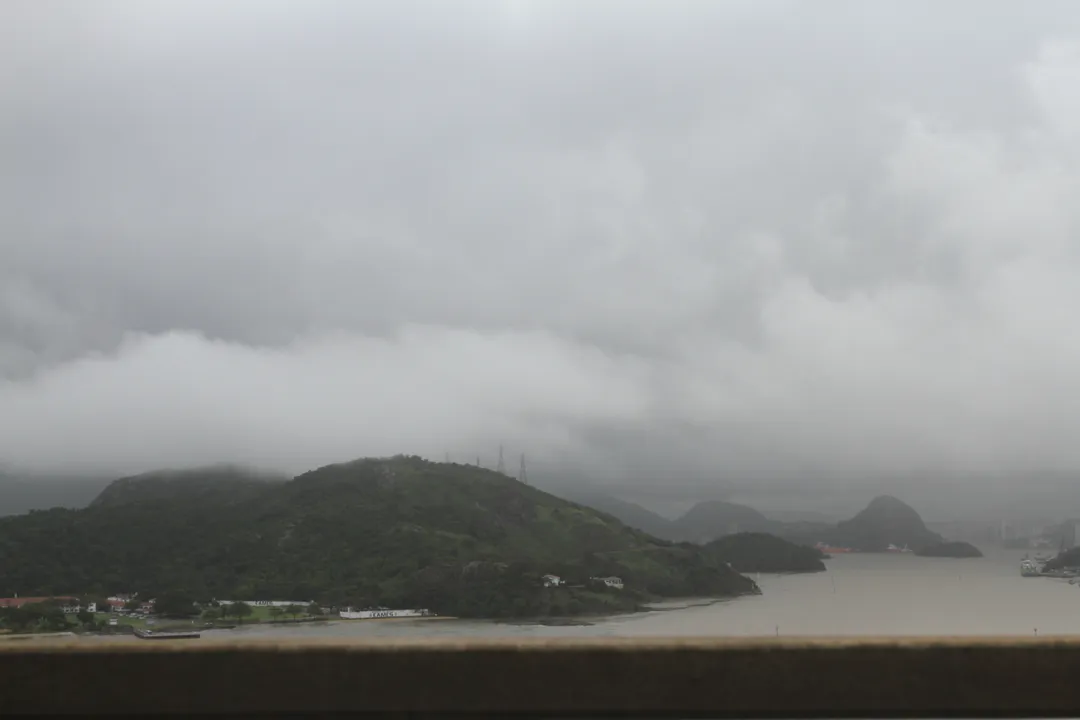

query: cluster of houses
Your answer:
[214,599,314,608]
[1,576,628,619]
[541,574,624,590]
[0,594,155,616]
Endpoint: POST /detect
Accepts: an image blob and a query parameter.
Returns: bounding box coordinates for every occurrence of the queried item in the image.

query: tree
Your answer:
[306,602,322,617]
[232,602,253,625]
[268,607,284,621]
[283,603,302,620]
[155,591,198,618]
[3,602,71,633]
[76,610,94,626]
[124,598,141,611]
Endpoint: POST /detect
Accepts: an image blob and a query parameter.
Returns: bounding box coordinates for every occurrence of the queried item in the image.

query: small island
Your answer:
[914,541,983,558]
[704,532,827,573]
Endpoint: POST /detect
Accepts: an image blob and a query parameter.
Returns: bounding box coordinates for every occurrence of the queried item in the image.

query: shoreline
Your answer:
[501,594,748,627]
[2,594,755,638]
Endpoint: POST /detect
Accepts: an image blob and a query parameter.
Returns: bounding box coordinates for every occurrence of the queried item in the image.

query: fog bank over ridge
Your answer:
[5,1,1080,497]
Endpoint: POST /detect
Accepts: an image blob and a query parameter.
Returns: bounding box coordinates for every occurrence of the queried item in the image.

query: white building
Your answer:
[591,576,624,590]
[542,574,563,587]
[215,600,314,608]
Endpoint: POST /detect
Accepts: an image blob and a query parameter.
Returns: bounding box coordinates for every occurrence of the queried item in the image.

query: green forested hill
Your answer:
[672,500,778,542]
[830,496,944,551]
[0,456,758,617]
[703,532,826,573]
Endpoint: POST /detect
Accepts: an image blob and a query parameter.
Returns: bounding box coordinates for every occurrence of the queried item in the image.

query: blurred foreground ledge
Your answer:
[3,635,1080,717]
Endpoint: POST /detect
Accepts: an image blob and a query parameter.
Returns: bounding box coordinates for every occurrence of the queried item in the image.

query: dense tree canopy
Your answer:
[704,532,827,573]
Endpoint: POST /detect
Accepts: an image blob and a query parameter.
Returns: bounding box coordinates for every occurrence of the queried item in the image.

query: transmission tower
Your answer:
[518,453,528,485]
[444,451,450,463]
[496,445,506,475]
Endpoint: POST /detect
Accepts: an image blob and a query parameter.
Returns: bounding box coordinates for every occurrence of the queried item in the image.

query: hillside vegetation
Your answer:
[0,456,759,618]
[704,532,827,573]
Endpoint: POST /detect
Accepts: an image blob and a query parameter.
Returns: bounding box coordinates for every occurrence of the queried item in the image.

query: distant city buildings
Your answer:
[1062,519,1080,549]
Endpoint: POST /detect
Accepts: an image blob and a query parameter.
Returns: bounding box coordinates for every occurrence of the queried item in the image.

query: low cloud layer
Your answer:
[6,1,1080,494]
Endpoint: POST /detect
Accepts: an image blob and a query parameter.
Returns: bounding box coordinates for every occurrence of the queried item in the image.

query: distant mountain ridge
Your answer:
[570,491,952,555]
[563,494,828,574]
[555,491,677,540]
[671,500,778,542]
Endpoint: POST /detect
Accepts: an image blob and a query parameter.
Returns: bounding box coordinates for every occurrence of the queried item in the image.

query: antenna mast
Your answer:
[496,445,506,475]
[518,453,528,485]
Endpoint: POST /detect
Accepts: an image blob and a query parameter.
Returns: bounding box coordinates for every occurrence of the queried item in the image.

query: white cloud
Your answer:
[8,2,1080,503]
[0,328,650,475]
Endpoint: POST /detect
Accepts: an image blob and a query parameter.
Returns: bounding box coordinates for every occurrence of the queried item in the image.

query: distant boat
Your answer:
[1021,558,1046,577]
[133,628,201,640]
[885,544,913,554]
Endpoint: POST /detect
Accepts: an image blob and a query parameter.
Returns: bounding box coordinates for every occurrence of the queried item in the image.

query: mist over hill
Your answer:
[89,465,286,509]
[0,471,111,517]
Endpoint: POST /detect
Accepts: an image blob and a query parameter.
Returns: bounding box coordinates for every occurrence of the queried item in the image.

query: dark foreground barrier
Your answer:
[2,635,1080,717]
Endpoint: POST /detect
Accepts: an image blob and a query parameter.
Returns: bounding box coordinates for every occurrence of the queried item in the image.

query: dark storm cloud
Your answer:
[5,0,1080,490]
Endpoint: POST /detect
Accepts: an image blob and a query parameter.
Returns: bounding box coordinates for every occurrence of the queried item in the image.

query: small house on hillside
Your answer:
[542,574,563,587]
[590,576,624,590]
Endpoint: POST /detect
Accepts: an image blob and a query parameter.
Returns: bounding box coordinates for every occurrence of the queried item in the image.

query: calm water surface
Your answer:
[193,548,1080,640]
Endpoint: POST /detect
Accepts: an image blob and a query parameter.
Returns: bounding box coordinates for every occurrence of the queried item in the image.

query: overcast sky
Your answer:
[6,1,1080,492]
